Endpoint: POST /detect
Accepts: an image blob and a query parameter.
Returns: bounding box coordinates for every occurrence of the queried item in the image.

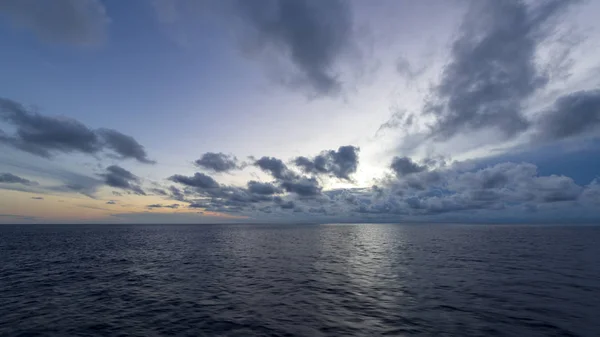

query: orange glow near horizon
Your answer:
[0,189,249,223]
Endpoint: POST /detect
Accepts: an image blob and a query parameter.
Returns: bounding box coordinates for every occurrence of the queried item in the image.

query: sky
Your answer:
[1,0,600,224]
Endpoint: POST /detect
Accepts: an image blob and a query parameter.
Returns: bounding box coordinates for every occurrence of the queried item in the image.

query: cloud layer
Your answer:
[0,0,109,46]
[0,172,38,186]
[0,98,154,163]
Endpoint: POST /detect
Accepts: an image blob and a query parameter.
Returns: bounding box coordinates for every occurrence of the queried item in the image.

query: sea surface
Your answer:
[1,224,599,337]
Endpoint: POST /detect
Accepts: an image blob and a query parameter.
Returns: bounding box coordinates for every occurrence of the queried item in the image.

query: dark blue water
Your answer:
[1,224,599,337]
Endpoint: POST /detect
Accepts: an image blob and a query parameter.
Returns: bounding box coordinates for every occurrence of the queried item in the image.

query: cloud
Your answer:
[421,0,579,141]
[0,154,106,197]
[100,165,146,195]
[0,213,37,222]
[0,98,100,156]
[247,180,282,195]
[294,145,359,181]
[96,129,155,164]
[169,172,220,189]
[0,0,109,46]
[0,172,38,185]
[149,188,168,196]
[274,196,295,209]
[254,155,323,196]
[396,56,426,82]
[31,196,43,200]
[535,89,600,142]
[390,157,427,177]
[106,200,116,205]
[233,0,355,96]
[255,156,297,180]
[147,203,180,209]
[168,185,186,201]
[280,177,321,197]
[0,97,153,163]
[194,152,241,172]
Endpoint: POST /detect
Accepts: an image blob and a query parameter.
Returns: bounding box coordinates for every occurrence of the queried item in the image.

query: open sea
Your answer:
[1,224,599,337]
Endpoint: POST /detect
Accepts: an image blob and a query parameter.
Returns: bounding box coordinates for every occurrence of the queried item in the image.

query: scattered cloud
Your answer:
[0,0,110,46]
[2,0,599,224]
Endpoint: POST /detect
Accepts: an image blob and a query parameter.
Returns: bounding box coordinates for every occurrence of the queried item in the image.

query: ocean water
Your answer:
[1,224,599,337]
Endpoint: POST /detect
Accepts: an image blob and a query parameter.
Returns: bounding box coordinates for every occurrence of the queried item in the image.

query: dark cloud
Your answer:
[0,98,100,156]
[254,156,297,180]
[0,0,109,46]
[112,191,123,197]
[422,0,578,140]
[281,177,321,197]
[100,165,146,195]
[254,155,323,197]
[194,152,241,172]
[97,129,155,164]
[164,154,597,221]
[0,97,153,163]
[294,145,359,181]
[274,197,295,209]
[147,203,180,209]
[169,172,220,189]
[106,200,116,205]
[31,196,43,200]
[149,188,168,196]
[169,186,186,201]
[247,180,282,195]
[234,0,354,96]
[535,89,600,141]
[0,172,38,185]
[390,157,426,177]
[305,159,595,220]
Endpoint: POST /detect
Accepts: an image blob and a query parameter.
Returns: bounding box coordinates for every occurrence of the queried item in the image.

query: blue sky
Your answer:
[1,0,599,224]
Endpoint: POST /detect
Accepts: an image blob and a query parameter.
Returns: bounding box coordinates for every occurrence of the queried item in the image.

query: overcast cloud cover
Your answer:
[0,0,599,224]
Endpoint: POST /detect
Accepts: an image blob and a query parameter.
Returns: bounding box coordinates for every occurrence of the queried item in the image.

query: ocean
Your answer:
[1,223,599,336]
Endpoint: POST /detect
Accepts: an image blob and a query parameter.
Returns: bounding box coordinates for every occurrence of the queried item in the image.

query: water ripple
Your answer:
[1,224,599,336]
